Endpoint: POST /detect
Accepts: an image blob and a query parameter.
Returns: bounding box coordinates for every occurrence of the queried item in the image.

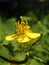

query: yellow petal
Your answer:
[5,34,17,41]
[25,30,41,39]
[17,35,30,44]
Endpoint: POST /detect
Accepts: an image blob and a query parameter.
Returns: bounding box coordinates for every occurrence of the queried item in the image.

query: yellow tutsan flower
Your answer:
[5,16,41,45]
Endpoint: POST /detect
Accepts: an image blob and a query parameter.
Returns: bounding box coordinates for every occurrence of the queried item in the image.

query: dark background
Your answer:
[0,0,49,19]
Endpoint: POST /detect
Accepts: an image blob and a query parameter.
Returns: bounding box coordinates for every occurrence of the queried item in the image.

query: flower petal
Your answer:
[5,34,17,41]
[17,35,30,44]
[25,31,41,39]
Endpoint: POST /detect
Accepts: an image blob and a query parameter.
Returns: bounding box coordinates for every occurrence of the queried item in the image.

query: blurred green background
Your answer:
[0,0,49,65]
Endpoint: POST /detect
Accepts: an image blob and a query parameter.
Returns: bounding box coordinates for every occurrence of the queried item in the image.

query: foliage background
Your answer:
[0,0,49,65]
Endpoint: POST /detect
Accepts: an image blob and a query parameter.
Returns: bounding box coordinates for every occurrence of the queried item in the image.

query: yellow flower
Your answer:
[5,16,41,45]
